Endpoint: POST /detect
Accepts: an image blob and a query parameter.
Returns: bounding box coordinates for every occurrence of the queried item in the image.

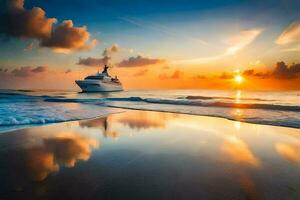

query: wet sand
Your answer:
[0,110,300,200]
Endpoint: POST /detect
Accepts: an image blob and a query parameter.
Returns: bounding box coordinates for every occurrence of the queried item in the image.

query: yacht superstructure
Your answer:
[75,65,123,92]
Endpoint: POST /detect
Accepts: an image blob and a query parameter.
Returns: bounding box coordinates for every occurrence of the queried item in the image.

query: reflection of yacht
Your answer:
[75,65,123,92]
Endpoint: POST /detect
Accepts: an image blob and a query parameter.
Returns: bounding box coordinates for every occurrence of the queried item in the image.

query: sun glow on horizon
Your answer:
[234,75,244,84]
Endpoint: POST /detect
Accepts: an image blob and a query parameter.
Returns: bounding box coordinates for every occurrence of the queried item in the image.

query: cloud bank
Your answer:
[78,45,166,68]
[77,44,120,67]
[230,61,300,80]
[272,61,300,79]
[168,61,300,82]
[10,66,48,77]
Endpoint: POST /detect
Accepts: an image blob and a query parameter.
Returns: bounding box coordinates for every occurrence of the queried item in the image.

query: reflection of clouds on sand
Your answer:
[222,136,260,168]
[79,118,107,129]
[26,147,59,181]
[103,130,120,139]
[238,171,262,200]
[221,136,262,199]
[80,117,119,139]
[26,132,99,181]
[79,117,120,139]
[116,111,174,130]
[276,143,300,166]
[79,111,178,139]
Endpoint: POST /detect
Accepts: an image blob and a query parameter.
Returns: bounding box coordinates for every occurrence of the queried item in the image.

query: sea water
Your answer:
[1,89,300,132]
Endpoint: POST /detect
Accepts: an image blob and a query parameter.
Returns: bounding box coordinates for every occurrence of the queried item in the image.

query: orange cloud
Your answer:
[1,0,96,53]
[188,61,300,82]
[242,69,269,79]
[1,0,56,39]
[40,20,96,53]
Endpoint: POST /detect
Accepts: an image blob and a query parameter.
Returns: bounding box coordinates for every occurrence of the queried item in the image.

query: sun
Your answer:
[234,75,244,84]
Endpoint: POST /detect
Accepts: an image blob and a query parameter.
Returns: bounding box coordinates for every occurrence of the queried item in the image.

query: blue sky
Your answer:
[1,0,300,90]
[1,0,300,68]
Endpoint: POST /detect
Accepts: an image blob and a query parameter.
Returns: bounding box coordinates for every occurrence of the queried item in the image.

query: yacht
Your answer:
[75,65,123,92]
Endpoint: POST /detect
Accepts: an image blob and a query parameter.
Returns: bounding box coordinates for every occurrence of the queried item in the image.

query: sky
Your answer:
[1,0,300,90]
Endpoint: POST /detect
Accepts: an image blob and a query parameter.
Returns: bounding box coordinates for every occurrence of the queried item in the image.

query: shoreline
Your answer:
[2,89,300,132]
[0,109,126,134]
[106,104,300,129]
[1,106,300,134]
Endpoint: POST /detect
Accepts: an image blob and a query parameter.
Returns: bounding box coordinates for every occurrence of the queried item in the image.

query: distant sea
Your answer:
[1,89,300,132]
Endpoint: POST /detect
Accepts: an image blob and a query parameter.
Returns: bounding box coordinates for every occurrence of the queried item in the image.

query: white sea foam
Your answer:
[0,92,122,133]
[1,89,300,132]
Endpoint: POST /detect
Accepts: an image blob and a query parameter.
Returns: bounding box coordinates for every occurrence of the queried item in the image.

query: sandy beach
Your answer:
[0,110,299,200]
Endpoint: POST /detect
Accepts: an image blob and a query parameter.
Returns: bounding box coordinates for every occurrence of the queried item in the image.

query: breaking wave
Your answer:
[1,90,300,130]
[45,96,300,112]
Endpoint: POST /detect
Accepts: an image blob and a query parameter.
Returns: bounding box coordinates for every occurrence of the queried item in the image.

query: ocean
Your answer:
[1,90,300,199]
[1,89,300,133]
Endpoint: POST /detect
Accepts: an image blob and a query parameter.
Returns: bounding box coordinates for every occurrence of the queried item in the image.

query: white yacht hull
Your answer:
[75,80,123,92]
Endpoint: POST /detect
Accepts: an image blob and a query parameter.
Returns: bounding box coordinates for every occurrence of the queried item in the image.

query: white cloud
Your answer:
[173,28,263,64]
[276,21,300,45]
[225,29,263,55]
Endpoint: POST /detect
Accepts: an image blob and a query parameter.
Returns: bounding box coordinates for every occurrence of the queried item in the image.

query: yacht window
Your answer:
[85,76,103,80]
